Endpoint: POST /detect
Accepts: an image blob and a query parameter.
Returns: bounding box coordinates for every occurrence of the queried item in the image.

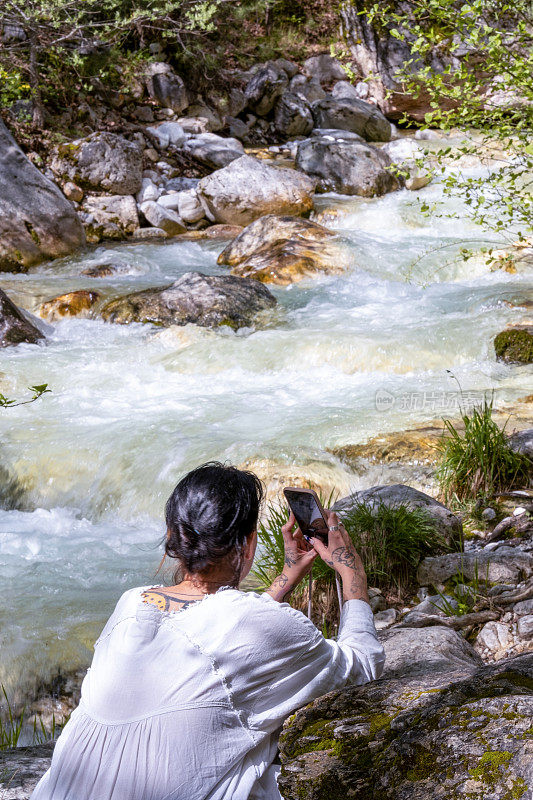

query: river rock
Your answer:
[296,130,400,196]
[311,97,392,142]
[274,92,314,138]
[289,75,327,104]
[508,429,533,459]
[418,547,533,586]
[182,133,244,168]
[140,200,186,235]
[278,623,532,800]
[331,81,361,102]
[0,118,85,272]
[176,189,205,223]
[334,484,462,545]
[302,54,347,85]
[197,156,316,226]
[0,289,44,347]
[145,62,188,113]
[494,325,533,363]
[217,214,347,285]
[81,195,139,242]
[81,262,136,278]
[146,121,188,150]
[136,177,161,204]
[49,133,143,195]
[517,615,533,639]
[244,61,289,116]
[40,290,100,321]
[381,138,432,190]
[101,272,276,329]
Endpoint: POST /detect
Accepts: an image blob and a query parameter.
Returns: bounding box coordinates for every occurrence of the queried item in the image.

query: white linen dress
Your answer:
[31,585,385,800]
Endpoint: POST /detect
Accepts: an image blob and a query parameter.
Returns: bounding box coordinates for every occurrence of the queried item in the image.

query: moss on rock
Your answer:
[494,326,533,364]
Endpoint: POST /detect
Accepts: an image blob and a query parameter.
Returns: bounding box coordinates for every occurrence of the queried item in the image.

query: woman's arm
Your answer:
[309,512,369,604]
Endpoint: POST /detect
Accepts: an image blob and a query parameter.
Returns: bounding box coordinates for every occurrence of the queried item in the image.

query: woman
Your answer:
[32,462,385,800]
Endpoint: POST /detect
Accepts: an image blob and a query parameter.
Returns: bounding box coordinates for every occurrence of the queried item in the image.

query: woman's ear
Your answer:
[243,529,257,561]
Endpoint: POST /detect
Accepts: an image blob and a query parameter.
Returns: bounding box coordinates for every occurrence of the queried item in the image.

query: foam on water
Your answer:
[1,155,532,703]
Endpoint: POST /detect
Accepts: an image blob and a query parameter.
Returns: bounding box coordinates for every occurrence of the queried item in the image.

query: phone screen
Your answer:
[284,490,329,543]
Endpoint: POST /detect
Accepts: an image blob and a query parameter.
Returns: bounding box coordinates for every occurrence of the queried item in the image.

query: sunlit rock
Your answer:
[40,290,100,321]
[197,156,316,226]
[217,214,349,285]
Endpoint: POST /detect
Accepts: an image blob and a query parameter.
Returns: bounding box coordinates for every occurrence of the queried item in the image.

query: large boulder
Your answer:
[296,130,400,196]
[196,156,316,226]
[244,62,289,116]
[100,271,276,329]
[49,133,143,195]
[0,289,44,347]
[333,484,462,545]
[274,92,314,138]
[494,325,533,364]
[145,62,189,113]
[182,133,245,169]
[418,547,533,587]
[0,119,84,272]
[278,624,532,800]
[311,96,392,142]
[80,195,139,242]
[217,214,349,285]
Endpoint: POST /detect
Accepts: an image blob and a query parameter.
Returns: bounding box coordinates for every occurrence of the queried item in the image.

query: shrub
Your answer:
[436,398,532,504]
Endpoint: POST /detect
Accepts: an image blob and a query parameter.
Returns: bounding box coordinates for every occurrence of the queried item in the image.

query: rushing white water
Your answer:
[1,154,532,705]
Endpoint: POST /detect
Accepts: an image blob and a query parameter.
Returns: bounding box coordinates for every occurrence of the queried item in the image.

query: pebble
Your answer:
[481,507,497,521]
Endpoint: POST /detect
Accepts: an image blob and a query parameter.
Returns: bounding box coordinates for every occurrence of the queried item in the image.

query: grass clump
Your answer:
[436,398,532,504]
[0,686,59,750]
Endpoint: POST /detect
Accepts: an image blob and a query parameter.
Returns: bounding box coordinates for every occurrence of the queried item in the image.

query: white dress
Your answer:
[31,586,385,800]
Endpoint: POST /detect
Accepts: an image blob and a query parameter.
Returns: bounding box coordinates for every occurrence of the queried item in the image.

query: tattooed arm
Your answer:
[310,512,369,604]
[264,512,318,603]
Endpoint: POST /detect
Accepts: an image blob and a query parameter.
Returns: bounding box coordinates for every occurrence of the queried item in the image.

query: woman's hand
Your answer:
[310,511,369,603]
[264,512,318,602]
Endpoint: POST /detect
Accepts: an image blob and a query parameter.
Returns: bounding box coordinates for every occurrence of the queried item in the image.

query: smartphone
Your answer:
[283,487,329,544]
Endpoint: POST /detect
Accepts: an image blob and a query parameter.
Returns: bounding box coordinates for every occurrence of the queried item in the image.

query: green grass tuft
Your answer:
[436,397,532,504]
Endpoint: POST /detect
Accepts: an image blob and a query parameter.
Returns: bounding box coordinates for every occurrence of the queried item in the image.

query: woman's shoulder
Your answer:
[209,589,322,643]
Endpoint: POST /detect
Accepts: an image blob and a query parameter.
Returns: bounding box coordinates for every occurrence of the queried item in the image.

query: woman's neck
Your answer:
[175,572,239,595]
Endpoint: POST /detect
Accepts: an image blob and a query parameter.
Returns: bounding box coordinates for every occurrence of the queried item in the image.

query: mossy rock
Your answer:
[279,629,532,800]
[494,326,533,364]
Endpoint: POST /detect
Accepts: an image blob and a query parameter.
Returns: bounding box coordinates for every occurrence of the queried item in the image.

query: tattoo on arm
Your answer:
[284,549,298,568]
[266,573,293,602]
[331,547,357,569]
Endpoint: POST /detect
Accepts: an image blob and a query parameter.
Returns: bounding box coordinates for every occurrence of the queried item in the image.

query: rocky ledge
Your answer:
[279,627,533,800]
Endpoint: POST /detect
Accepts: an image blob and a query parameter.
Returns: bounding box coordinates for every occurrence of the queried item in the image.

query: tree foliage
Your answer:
[0,0,226,124]
[359,0,533,240]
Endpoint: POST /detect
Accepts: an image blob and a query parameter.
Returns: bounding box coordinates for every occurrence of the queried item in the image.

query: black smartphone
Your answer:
[283,487,329,545]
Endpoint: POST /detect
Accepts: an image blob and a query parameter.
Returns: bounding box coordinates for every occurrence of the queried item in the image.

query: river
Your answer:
[0,145,532,707]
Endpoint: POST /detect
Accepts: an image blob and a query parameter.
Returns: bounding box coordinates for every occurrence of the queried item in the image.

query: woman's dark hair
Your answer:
[165,462,264,574]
